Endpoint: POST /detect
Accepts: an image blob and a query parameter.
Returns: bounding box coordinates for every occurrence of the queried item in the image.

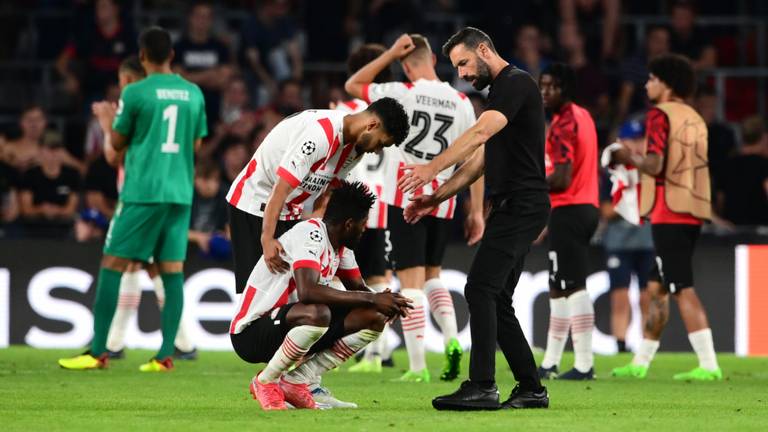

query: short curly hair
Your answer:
[366,97,410,145]
[648,54,696,99]
[324,181,377,224]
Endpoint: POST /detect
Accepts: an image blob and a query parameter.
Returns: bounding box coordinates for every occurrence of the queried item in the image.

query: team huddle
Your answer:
[57,24,721,412]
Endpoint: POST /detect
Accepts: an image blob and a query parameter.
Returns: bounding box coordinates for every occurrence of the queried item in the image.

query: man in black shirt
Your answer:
[401,27,550,410]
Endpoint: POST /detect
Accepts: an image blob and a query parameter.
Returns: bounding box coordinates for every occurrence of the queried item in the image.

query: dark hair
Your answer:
[442,27,496,57]
[139,26,173,64]
[324,181,376,224]
[347,44,392,83]
[741,116,766,146]
[119,55,146,77]
[541,62,576,100]
[648,53,696,98]
[195,158,221,179]
[20,103,44,117]
[365,97,410,145]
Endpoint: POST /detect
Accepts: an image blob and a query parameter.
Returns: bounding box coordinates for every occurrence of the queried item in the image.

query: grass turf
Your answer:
[1,347,767,431]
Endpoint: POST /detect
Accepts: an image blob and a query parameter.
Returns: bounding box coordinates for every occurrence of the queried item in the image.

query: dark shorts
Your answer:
[387,205,449,270]
[353,228,390,279]
[229,205,299,294]
[230,303,351,364]
[649,224,701,294]
[606,249,655,290]
[547,204,599,291]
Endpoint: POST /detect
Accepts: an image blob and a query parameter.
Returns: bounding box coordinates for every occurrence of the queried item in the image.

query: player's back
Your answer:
[116,73,207,205]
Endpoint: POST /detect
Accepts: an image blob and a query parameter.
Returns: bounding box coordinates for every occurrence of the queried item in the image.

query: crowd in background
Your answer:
[0,0,766,254]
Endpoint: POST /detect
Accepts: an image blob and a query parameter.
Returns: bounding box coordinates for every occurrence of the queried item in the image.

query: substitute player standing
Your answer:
[230,182,411,410]
[226,98,409,295]
[610,54,721,381]
[402,27,549,410]
[59,27,207,372]
[537,63,599,380]
[346,33,484,383]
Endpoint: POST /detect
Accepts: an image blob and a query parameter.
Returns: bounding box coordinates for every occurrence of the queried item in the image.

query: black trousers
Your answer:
[228,205,299,294]
[466,194,550,390]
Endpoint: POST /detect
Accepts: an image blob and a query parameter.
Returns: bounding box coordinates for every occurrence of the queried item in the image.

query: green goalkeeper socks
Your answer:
[157,272,184,359]
[90,268,123,356]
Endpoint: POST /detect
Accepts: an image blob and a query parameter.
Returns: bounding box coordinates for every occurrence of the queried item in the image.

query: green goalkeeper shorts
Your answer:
[104,201,192,262]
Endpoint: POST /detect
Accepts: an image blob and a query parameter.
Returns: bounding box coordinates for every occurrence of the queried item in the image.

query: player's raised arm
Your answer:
[345,34,415,99]
[399,110,506,193]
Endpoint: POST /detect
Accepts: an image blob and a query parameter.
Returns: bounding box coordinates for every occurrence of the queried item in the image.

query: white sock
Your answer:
[541,297,569,369]
[400,288,426,372]
[632,339,660,367]
[689,328,719,370]
[423,278,457,344]
[258,325,328,384]
[285,329,381,384]
[106,271,141,352]
[568,290,595,372]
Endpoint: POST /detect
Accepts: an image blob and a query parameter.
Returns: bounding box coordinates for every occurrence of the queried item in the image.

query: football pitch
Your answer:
[1,347,766,431]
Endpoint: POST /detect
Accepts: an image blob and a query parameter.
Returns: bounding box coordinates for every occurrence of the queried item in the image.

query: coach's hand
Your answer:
[388,34,416,60]
[403,194,439,224]
[398,163,438,194]
[261,236,289,273]
[373,289,413,321]
[464,211,485,246]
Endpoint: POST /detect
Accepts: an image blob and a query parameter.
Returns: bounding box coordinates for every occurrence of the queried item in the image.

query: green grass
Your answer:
[1,347,767,431]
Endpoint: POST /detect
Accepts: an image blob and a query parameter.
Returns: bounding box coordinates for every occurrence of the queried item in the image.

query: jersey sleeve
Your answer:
[645,108,669,156]
[288,224,325,273]
[548,109,577,165]
[362,82,410,104]
[335,247,361,279]
[194,87,208,140]
[112,85,139,137]
[276,121,332,188]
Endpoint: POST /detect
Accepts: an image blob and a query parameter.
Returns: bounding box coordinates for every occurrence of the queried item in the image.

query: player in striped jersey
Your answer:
[226,98,409,305]
[335,44,396,372]
[346,34,485,383]
[231,182,412,410]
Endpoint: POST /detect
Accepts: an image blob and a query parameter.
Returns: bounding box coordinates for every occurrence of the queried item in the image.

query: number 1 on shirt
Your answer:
[161,104,180,154]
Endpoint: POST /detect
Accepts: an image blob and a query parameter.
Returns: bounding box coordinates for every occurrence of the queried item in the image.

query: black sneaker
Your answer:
[381,357,395,368]
[558,367,595,380]
[432,380,501,411]
[107,349,125,360]
[173,347,198,360]
[538,365,558,379]
[501,385,549,409]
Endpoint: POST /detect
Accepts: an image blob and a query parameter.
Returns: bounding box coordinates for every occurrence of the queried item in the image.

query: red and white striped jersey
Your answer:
[335,98,389,229]
[226,110,363,221]
[362,79,476,219]
[229,218,361,334]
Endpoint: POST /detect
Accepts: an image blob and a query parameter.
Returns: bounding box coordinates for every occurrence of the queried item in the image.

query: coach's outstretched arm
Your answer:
[399,110,506,193]
[345,34,415,98]
[294,268,412,319]
[404,147,485,224]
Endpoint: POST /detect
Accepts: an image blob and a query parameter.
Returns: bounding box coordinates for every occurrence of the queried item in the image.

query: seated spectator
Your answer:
[617,26,670,123]
[241,0,303,105]
[668,1,717,69]
[5,105,84,174]
[510,24,551,79]
[695,86,737,172]
[55,0,136,101]
[189,159,230,260]
[221,141,250,189]
[715,116,768,226]
[173,1,234,128]
[18,134,80,238]
[75,154,118,242]
[200,78,258,160]
[0,138,20,236]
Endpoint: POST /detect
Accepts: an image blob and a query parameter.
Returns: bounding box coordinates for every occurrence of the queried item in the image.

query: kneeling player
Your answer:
[230,182,412,410]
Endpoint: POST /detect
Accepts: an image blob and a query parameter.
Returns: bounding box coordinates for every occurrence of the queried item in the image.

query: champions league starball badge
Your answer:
[301,141,317,155]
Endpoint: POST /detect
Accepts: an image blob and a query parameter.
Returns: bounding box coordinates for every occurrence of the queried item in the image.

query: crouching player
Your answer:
[230,182,412,410]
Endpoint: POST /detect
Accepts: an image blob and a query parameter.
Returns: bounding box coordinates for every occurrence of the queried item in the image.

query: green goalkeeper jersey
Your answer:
[113,73,207,205]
